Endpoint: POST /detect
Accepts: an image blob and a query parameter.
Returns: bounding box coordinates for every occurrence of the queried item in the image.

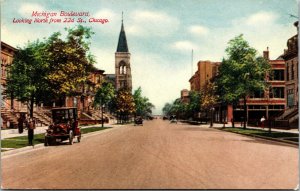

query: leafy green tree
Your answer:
[216,34,270,129]
[201,82,218,127]
[162,102,173,116]
[44,25,95,104]
[201,82,218,111]
[115,89,135,124]
[186,91,202,119]
[94,82,115,127]
[133,87,155,118]
[6,40,50,118]
[7,25,96,117]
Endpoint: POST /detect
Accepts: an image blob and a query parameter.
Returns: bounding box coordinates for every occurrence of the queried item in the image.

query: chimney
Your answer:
[263,47,269,60]
[294,21,298,34]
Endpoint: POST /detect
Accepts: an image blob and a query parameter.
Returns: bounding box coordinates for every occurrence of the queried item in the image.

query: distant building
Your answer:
[276,21,299,127]
[189,61,220,92]
[180,89,190,104]
[233,48,286,124]
[282,21,298,109]
[1,42,30,128]
[105,74,116,87]
[66,69,105,113]
[1,41,17,109]
[115,18,132,92]
[188,49,287,125]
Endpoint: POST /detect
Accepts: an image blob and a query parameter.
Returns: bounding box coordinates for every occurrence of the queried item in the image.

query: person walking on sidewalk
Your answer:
[27,118,36,146]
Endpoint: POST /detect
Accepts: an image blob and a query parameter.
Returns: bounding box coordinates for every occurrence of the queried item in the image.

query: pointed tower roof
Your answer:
[116,14,129,53]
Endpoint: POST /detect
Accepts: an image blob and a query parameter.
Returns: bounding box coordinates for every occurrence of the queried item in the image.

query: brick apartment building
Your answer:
[189,50,287,125]
[189,60,220,91]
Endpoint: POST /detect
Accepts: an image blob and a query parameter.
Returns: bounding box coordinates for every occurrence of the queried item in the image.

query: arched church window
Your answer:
[123,65,127,74]
[119,61,126,74]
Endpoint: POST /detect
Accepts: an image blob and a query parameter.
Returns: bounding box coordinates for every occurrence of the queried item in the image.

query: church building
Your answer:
[106,15,132,92]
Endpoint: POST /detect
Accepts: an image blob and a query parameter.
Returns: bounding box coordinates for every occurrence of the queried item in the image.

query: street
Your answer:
[1,119,298,189]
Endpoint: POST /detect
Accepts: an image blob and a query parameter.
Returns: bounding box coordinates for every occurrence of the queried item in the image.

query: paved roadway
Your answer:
[1,119,298,189]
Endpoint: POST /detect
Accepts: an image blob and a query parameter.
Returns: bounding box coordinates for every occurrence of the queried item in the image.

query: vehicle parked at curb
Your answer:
[44,107,81,146]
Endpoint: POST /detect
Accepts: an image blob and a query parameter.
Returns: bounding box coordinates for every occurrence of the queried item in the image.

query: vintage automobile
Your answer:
[44,107,81,146]
[134,116,143,126]
[170,115,177,124]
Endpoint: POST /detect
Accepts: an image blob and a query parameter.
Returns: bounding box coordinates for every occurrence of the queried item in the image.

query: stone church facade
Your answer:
[114,19,132,92]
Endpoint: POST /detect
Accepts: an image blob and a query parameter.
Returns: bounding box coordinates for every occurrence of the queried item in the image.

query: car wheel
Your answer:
[69,130,74,145]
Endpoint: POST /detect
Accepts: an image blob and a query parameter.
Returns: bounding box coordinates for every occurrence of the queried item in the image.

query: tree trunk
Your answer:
[243,97,247,129]
[29,93,34,118]
[232,104,235,128]
[10,91,14,109]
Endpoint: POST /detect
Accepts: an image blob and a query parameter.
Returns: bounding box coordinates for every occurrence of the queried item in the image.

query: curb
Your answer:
[1,125,123,158]
[214,127,299,147]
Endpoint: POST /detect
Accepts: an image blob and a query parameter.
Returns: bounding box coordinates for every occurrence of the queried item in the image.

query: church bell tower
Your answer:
[115,13,132,92]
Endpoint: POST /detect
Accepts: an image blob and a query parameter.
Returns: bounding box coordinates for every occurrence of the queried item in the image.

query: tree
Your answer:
[44,25,95,105]
[7,25,96,117]
[187,91,202,119]
[216,34,270,129]
[201,82,218,127]
[115,89,135,124]
[6,40,50,118]
[201,82,217,111]
[133,87,155,119]
[94,82,115,127]
[162,102,173,116]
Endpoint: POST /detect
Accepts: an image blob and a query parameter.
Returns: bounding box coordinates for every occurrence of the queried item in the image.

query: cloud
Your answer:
[189,25,209,36]
[171,40,199,51]
[232,11,279,29]
[18,3,45,17]
[127,10,180,37]
[190,11,295,62]
[94,8,117,22]
[91,47,115,74]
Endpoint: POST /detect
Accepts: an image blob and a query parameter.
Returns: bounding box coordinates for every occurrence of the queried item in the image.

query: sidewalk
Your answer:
[182,121,299,134]
[1,122,116,140]
[213,123,299,134]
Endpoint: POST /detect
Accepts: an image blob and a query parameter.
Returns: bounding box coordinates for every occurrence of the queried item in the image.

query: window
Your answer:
[251,90,264,98]
[291,62,294,80]
[119,61,127,75]
[287,89,294,107]
[271,87,284,98]
[287,65,289,81]
[270,70,284,81]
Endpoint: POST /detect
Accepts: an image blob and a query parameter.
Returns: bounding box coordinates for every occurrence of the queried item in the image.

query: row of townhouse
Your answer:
[0,41,107,128]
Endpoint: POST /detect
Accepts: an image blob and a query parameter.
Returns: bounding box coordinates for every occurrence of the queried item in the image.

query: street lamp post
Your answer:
[268,92,273,133]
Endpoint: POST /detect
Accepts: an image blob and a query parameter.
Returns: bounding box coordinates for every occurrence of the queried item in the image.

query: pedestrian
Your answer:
[27,118,36,146]
[260,116,266,129]
[18,116,24,134]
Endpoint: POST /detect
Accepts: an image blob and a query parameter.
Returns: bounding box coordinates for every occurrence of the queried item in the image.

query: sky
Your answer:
[1,0,298,114]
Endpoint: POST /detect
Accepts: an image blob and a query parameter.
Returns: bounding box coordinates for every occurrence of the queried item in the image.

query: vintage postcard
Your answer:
[1,0,299,190]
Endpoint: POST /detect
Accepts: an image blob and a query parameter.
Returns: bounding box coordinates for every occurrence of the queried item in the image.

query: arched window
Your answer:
[119,61,126,74]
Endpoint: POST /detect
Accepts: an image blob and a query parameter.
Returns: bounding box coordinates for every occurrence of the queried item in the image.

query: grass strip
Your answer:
[1,126,111,150]
[222,127,299,142]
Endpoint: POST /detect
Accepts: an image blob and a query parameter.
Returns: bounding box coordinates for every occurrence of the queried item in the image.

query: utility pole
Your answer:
[191,49,194,76]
